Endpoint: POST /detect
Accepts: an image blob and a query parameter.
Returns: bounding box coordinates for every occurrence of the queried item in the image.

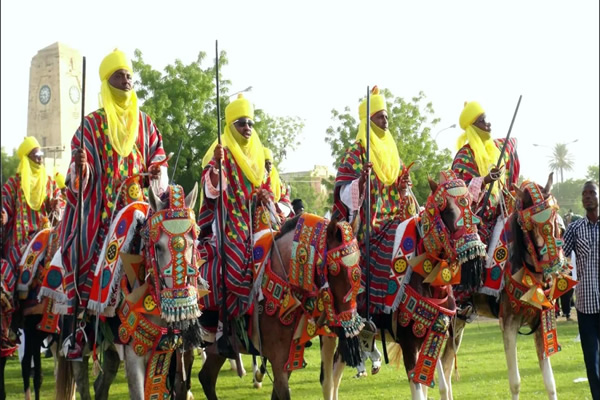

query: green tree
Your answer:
[287,180,328,216]
[554,178,586,217]
[132,49,303,193]
[586,164,599,182]
[1,147,20,185]
[325,89,452,203]
[548,143,574,183]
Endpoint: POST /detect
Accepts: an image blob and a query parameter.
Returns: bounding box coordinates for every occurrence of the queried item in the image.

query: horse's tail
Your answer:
[387,341,404,370]
[55,352,76,400]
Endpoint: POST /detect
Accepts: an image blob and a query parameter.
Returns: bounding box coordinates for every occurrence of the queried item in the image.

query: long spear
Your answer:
[71,56,86,349]
[215,40,234,358]
[169,138,184,184]
[478,95,522,218]
[364,86,371,322]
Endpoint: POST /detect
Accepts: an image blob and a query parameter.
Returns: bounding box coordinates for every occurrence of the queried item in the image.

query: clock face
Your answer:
[69,85,80,104]
[39,85,51,105]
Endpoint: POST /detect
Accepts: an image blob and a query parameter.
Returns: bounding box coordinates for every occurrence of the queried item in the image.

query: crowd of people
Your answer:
[1,49,598,399]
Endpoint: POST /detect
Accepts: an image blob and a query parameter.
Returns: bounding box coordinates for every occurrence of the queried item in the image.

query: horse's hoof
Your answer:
[187,390,194,400]
[255,370,264,382]
[253,381,262,389]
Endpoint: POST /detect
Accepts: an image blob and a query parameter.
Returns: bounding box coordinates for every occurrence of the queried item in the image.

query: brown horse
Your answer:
[198,212,363,400]
[439,173,565,400]
[324,170,488,400]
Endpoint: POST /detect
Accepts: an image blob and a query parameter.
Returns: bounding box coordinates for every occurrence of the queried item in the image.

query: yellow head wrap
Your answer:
[202,94,265,187]
[99,49,139,157]
[54,172,66,189]
[16,136,47,211]
[263,148,281,202]
[355,86,401,186]
[456,101,503,196]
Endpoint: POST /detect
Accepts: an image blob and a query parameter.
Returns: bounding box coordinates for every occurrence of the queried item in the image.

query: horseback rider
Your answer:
[332,85,418,315]
[451,101,520,246]
[59,49,168,361]
[264,147,292,221]
[198,94,272,328]
[2,137,62,270]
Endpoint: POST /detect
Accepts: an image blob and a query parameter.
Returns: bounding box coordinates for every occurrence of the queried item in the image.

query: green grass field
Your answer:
[1,319,590,399]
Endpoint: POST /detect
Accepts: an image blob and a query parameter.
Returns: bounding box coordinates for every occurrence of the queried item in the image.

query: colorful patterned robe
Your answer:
[59,109,166,314]
[1,174,60,268]
[451,138,520,245]
[333,141,417,314]
[198,148,270,317]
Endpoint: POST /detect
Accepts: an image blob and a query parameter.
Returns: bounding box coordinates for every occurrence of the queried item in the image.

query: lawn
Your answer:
[1,319,590,399]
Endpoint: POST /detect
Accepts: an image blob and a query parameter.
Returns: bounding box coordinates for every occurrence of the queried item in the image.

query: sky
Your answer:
[2,0,598,185]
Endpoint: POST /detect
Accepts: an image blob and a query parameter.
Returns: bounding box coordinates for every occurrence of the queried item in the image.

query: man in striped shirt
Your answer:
[563,180,599,400]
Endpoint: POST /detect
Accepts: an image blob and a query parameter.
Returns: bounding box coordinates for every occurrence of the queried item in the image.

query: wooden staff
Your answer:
[364,86,371,321]
[478,95,522,218]
[215,41,234,357]
[71,56,86,348]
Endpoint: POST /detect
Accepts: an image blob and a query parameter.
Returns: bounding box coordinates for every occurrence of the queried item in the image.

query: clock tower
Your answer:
[26,42,89,174]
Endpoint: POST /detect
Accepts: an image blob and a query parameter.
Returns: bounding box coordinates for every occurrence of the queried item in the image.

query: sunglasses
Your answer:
[234,119,254,128]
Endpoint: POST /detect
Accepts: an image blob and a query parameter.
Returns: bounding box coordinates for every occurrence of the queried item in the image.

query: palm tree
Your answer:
[548,143,575,183]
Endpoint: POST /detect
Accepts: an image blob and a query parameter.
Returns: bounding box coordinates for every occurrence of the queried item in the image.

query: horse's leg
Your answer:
[320,335,335,400]
[0,356,7,400]
[534,325,557,400]
[173,348,195,400]
[93,344,121,400]
[436,359,449,400]
[439,318,466,400]
[398,328,426,400]
[123,345,147,400]
[270,367,291,400]
[331,351,346,400]
[184,348,194,398]
[501,311,521,400]
[71,357,92,400]
[198,351,226,400]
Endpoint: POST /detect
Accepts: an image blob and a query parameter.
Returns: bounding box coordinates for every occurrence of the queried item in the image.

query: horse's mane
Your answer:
[275,214,301,240]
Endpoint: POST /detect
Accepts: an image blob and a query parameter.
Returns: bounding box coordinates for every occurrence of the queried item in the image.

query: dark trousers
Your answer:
[560,288,574,317]
[577,310,600,400]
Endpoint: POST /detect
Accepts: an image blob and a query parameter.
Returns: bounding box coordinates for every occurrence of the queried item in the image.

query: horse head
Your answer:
[512,173,566,279]
[421,170,487,289]
[145,183,205,345]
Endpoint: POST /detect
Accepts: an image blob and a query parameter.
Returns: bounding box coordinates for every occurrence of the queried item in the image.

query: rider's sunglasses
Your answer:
[234,118,254,128]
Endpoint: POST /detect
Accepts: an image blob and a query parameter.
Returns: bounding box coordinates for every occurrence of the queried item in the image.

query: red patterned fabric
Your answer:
[451,138,520,245]
[198,148,272,317]
[59,109,166,315]
[333,141,417,314]
[2,175,60,269]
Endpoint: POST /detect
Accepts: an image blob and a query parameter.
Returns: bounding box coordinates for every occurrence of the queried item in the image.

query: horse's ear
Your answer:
[185,182,199,210]
[428,177,438,193]
[544,172,554,194]
[512,183,525,200]
[148,185,166,212]
[326,215,340,243]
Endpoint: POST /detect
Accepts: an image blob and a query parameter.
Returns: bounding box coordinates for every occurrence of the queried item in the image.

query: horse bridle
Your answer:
[421,170,487,266]
[516,181,565,277]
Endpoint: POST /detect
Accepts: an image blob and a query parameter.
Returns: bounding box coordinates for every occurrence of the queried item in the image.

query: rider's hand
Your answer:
[74,148,86,169]
[213,144,224,163]
[358,162,373,197]
[148,164,161,180]
[1,209,7,226]
[484,165,505,185]
[256,188,272,205]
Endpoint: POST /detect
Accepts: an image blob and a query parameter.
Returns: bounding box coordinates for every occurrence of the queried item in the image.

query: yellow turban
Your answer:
[225,94,254,125]
[355,86,400,186]
[54,172,66,189]
[459,101,484,130]
[99,49,138,157]
[358,86,386,121]
[99,49,133,81]
[263,148,281,202]
[16,136,47,211]
[202,94,264,187]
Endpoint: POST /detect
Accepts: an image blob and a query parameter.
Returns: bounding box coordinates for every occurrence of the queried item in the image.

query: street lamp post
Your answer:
[433,123,457,140]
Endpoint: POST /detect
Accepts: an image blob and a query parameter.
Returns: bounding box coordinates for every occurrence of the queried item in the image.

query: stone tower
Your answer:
[26,42,85,175]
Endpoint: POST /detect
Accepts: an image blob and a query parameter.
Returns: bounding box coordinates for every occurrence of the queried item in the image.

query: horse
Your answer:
[438,173,568,400]
[13,201,74,400]
[197,211,363,400]
[323,170,489,400]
